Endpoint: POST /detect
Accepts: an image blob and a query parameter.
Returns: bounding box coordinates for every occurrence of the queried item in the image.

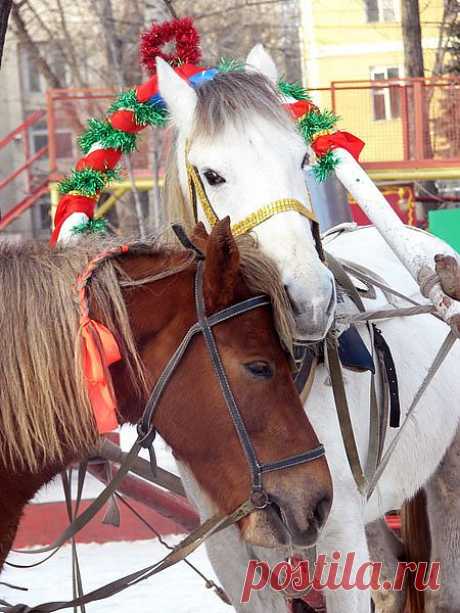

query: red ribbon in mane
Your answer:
[79,315,122,433]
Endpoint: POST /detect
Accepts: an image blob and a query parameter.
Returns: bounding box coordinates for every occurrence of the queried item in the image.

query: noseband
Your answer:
[136,227,326,508]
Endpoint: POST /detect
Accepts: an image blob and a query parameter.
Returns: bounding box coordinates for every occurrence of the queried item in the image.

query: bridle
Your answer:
[184,144,325,260]
[136,225,326,508]
[0,228,325,612]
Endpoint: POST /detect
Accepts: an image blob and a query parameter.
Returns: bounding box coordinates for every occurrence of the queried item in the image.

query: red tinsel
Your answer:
[140,17,201,75]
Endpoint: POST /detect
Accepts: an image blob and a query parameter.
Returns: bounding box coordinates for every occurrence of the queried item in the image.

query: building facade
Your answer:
[299,0,445,162]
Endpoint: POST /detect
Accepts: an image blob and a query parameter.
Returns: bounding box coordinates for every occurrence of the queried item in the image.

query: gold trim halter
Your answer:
[186,156,318,238]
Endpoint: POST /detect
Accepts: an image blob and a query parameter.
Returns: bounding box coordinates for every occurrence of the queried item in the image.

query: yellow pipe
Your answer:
[49,182,61,228]
[368,166,460,183]
[95,187,127,218]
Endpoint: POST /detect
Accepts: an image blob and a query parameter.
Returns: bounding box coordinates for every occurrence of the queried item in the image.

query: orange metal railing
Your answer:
[310,76,460,170]
[0,110,50,231]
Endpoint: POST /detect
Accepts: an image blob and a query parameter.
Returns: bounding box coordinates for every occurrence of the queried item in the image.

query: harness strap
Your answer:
[0,499,257,613]
[8,441,143,556]
[367,329,458,499]
[326,337,367,495]
[325,253,377,492]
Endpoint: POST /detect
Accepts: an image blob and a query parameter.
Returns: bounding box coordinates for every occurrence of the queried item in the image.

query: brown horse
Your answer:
[0,219,332,572]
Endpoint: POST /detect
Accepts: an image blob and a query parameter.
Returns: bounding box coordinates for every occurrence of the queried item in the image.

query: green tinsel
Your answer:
[312,150,339,182]
[108,89,168,128]
[218,57,245,73]
[59,167,119,197]
[298,109,338,144]
[71,217,108,236]
[78,118,137,155]
[278,80,311,101]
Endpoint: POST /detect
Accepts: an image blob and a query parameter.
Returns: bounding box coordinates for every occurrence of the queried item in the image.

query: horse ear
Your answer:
[204,217,240,312]
[246,43,278,85]
[190,222,209,253]
[156,57,197,132]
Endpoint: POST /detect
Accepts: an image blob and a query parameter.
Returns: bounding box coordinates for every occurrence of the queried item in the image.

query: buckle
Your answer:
[250,490,270,510]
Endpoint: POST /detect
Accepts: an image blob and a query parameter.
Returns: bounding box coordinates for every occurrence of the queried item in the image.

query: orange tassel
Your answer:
[80,317,122,433]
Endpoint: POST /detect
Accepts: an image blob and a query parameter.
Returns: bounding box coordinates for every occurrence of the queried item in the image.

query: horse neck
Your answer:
[109,250,195,426]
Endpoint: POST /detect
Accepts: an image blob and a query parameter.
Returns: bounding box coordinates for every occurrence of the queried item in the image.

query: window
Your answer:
[29,120,73,160]
[365,0,398,23]
[36,195,52,231]
[30,120,48,154]
[370,66,401,120]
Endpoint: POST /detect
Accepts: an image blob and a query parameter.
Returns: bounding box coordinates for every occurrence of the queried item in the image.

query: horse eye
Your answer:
[244,361,274,379]
[203,169,226,186]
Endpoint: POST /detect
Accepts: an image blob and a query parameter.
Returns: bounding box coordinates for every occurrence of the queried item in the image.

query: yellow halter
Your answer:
[185,153,318,238]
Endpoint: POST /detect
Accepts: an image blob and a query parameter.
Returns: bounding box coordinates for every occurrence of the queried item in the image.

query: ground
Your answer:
[2,427,234,612]
[2,537,232,612]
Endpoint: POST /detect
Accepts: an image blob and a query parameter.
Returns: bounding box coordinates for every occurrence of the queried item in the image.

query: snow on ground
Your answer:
[2,537,234,612]
[7,429,233,611]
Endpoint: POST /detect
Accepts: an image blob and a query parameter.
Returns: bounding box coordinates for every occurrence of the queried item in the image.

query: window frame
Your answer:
[365,0,400,23]
[370,65,403,121]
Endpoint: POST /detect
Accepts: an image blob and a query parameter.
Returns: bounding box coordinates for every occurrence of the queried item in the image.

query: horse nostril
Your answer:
[283,284,302,316]
[313,495,331,529]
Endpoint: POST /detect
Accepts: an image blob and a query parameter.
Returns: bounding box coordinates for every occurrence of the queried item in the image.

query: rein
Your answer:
[1,227,326,612]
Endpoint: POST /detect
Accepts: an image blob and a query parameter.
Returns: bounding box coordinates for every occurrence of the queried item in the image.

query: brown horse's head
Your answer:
[114,219,332,549]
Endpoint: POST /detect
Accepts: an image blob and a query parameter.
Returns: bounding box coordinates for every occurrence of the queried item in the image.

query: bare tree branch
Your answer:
[0,0,12,69]
[11,1,62,89]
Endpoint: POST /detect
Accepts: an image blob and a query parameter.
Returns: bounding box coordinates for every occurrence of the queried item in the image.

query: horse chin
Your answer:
[293,313,334,343]
[240,509,320,550]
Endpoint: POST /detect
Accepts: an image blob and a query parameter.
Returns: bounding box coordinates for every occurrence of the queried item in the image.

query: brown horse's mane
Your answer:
[0,231,293,474]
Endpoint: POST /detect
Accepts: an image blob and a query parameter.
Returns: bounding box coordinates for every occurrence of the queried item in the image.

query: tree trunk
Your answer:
[401,0,425,78]
[0,0,12,69]
[400,0,438,219]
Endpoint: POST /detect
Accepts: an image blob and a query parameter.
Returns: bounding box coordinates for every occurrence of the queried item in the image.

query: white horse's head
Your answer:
[157,45,335,341]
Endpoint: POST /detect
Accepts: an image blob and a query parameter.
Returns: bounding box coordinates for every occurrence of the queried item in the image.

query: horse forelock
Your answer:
[192,71,293,138]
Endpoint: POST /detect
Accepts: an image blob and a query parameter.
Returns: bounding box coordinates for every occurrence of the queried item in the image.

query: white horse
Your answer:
[156,48,460,613]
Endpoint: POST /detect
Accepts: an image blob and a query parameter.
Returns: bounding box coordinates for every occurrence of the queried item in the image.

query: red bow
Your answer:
[284,99,317,120]
[312,130,365,161]
[80,316,122,433]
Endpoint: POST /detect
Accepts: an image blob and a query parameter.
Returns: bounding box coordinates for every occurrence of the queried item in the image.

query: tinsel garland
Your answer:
[278,80,312,102]
[298,109,338,144]
[312,150,340,182]
[72,218,109,236]
[140,17,201,74]
[53,17,363,246]
[108,89,168,127]
[59,168,119,198]
[218,57,245,73]
[78,118,138,155]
